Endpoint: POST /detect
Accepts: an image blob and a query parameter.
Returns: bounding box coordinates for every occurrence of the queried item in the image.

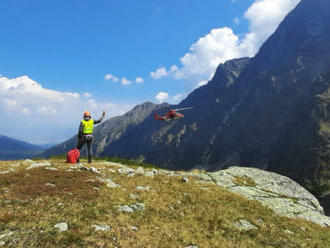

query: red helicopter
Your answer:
[154,107,193,121]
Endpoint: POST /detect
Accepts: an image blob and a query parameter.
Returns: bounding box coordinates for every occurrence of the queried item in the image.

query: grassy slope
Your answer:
[0,159,330,248]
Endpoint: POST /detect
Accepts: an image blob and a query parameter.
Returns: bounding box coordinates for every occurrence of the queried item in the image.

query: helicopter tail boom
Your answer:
[154,113,165,120]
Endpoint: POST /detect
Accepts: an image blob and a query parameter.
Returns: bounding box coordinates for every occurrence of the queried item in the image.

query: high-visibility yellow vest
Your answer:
[81,119,94,134]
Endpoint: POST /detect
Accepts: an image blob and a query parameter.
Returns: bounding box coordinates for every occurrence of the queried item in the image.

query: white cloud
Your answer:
[121,78,132,85]
[170,65,179,72]
[104,74,119,82]
[196,80,208,88]
[155,92,169,103]
[150,67,168,80]
[87,98,98,108]
[84,92,92,98]
[150,0,301,86]
[173,94,184,103]
[4,98,17,107]
[21,107,31,115]
[38,106,57,115]
[135,77,144,84]
[177,27,242,80]
[106,74,142,85]
[151,65,183,80]
[150,27,241,82]
[0,75,132,144]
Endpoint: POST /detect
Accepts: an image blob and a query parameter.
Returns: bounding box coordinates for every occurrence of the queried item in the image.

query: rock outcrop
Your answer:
[94,161,330,227]
[194,167,330,227]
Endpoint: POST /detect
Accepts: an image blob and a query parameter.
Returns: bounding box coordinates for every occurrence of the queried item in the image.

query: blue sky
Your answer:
[0,0,251,103]
[0,0,300,144]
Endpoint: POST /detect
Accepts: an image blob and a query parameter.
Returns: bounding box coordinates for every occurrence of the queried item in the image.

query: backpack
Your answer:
[66,148,80,163]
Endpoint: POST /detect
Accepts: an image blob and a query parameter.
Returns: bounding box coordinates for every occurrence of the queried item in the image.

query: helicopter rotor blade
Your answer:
[173,107,194,111]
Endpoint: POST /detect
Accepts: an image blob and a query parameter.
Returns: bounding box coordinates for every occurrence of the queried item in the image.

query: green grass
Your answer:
[233,176,257,187]
[0,159,329,247]
[93,156,156,169]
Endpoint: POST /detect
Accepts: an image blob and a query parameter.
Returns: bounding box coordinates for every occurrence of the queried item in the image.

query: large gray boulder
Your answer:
[198,167,330,227]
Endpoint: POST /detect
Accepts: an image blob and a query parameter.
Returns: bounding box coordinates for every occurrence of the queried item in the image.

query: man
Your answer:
[76,110,106,163]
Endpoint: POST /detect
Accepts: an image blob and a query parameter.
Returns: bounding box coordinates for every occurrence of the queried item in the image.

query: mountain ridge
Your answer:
[0,134,42,160]
[42,102,169,158]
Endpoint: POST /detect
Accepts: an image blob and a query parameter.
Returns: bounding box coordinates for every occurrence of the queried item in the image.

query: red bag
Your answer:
[66,148,80,163]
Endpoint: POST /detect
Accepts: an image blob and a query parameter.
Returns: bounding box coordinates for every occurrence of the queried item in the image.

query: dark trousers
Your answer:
[76,135,93,163]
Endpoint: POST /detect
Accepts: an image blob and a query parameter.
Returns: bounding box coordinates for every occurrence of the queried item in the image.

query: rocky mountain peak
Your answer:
[211,57,250,87]
[131,102,156,111]
[250,0,330,77]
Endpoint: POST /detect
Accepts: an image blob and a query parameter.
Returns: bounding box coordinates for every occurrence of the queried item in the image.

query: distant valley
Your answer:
[0,134,45,160]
